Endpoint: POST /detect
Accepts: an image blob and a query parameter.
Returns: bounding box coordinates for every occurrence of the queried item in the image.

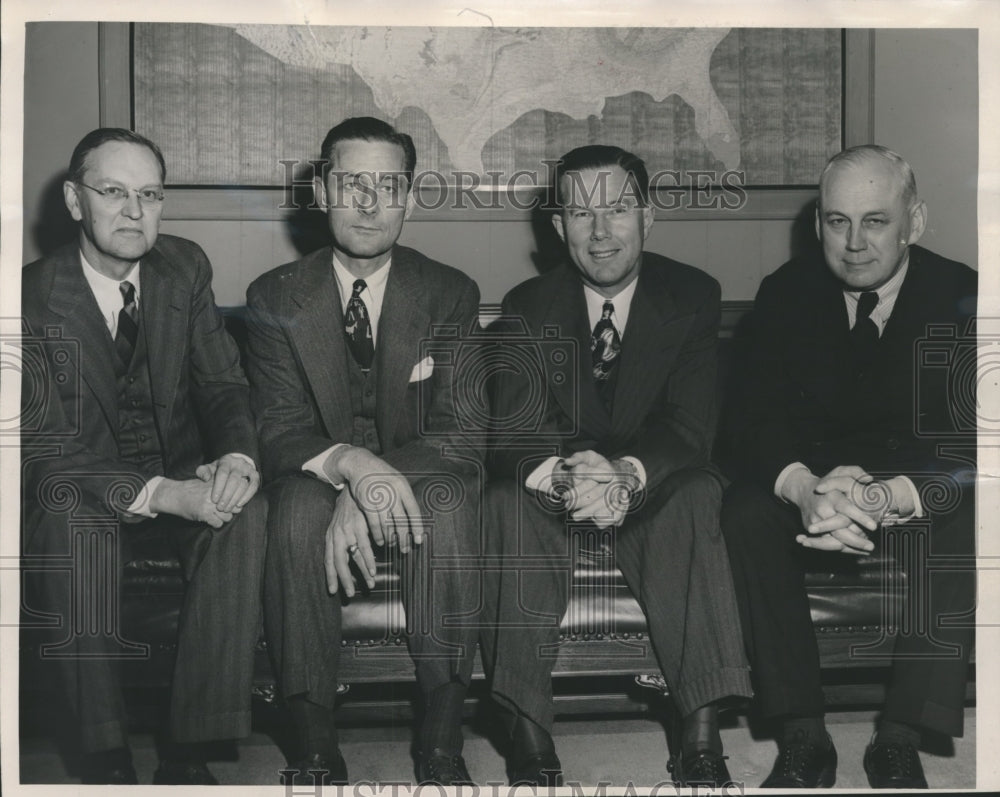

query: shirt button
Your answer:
[128,376,136,384]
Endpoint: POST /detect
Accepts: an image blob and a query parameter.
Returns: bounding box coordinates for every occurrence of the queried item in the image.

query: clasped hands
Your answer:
[784,465,901,555]
[548,450,641,530]
[150,453,260,528]
[322,447,425,597]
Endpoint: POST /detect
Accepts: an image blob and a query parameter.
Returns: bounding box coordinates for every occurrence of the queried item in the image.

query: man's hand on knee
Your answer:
[150,478,234,528]
[325,492,376,597]
[333,446,424,551]
[783,466,877,555]
[195,453,260,513]
[561,451,638,529]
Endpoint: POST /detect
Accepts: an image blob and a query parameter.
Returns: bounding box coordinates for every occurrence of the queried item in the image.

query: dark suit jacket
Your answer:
[487,252,721,494]
[726,244,977,492]
[21,235,258,530]
[244,244,481,482]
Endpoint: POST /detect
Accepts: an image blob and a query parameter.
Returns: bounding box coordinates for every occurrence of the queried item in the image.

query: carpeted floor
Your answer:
[18,707,976,790]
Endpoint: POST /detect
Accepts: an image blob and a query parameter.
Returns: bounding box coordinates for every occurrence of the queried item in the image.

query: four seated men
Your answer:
[20,123,976,790]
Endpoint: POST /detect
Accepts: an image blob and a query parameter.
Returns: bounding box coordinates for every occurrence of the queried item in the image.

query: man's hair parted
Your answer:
[68,128,167,184]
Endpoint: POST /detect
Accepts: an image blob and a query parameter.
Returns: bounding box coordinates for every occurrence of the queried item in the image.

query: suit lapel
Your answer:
[140,246,189,440]
[287,248,354,441]
[45,248,119,433]
[610,264,680,431]
[376,248,427,444]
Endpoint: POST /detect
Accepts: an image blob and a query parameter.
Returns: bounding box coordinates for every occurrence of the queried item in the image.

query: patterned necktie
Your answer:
[115,280,139,366]
[344,278,375,371]
[591,300,621,382]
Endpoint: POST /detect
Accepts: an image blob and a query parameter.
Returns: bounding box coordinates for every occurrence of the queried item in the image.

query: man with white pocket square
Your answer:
[245,117,483,786]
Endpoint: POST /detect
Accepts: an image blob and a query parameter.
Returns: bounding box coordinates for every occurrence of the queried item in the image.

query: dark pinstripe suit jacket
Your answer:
[20,235,258,531]
[487,252,722,493]
[244,244,481,483]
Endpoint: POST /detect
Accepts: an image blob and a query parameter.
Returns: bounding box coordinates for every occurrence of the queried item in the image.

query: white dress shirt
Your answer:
[302,256,393,486]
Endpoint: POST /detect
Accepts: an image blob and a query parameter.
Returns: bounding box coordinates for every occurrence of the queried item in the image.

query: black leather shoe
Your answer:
[79,749,139,785]
[80,763,139,785]
[509,751,563,787]
[863,739,928,789]
[153,760,219,785]
[761,733,837,788]
[418,748,474,785]
[669,750,734,787]
[281,751,349,786]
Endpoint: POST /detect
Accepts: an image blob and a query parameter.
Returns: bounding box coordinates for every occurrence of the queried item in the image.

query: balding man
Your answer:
[721,145,976,789]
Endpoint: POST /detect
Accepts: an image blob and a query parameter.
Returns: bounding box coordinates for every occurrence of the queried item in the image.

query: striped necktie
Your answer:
[115,280,139,366]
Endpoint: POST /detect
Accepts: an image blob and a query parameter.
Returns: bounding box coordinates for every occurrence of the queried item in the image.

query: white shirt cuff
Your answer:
[881,475,924,525]
[620,456,647,489]
[775,462,811,501]
[525,456,563,494]
[229,452,256,468]
[126,476,164,518]
[302,444,348,489]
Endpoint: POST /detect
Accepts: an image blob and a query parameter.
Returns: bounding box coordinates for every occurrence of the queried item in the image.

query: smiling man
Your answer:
[481,145,752,787]
[721,145,977,789]
[245,117,482,786]
[21,128,266,784]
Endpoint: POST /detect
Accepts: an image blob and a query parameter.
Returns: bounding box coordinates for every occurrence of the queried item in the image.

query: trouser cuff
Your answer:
[672,666,753,717]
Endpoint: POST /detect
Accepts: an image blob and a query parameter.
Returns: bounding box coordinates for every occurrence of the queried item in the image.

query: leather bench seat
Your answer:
[112,536,909,685]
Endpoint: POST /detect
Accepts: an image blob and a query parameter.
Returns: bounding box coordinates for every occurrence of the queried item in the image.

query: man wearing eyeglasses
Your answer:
[20,128,266,785]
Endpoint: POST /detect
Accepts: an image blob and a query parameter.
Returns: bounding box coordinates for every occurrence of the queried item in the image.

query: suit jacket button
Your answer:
[886,437,900,449]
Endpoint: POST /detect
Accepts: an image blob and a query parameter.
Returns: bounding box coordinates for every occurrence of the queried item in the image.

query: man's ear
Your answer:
[403,185,416,221]
[642,204,655,238]
[907,200,928,244]
[313,175,328,209]
[63,181,83,222]
[551,211,566,243]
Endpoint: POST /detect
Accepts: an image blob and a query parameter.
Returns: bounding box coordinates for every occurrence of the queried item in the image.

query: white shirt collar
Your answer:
[843,257,910,334]
[78,251,141,336]
[331,254,391,346]
[582,276,639,337]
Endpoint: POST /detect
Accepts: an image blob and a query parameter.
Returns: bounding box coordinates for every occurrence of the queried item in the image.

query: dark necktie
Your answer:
[115,280,139,366]
[344,278,375,371]
[850,290,879,371]
[591,300,621,382]
[851,291,879,346]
